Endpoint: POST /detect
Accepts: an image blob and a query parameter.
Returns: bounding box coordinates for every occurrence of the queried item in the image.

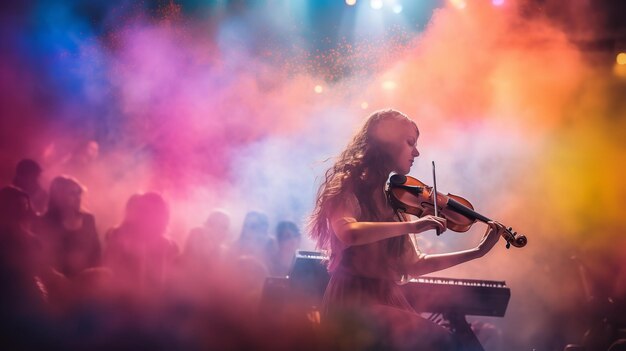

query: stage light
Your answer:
[370,0,383,10]
[361,101,369,109]
[617,53,626,66]
[345,0,357,6]
[382,80,397,90]
[314,85,324,93]
[492,0,504,6]
[450,0,466,9]
[392,4,403,14]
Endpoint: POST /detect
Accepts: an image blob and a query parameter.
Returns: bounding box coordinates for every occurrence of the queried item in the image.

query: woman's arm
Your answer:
[407,221,506,276]
[331,214,446,247]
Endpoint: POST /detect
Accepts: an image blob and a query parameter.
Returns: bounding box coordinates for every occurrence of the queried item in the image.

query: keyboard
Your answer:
[400,276,510,317]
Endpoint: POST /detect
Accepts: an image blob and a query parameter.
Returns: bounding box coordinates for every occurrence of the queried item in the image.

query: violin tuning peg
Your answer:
[507,227,513,232]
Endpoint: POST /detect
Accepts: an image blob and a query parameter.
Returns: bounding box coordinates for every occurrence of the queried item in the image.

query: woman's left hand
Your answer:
[476,221,506,256]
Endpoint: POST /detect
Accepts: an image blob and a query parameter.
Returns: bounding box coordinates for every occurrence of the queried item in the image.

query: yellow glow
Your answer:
[361,101,369,109]
[382,80,397,90]
[450,0,467,9]
[345,0,357,6]
[314,85,323,94]
[616,52,626,65]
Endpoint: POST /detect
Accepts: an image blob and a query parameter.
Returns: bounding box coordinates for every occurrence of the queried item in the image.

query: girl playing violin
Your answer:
[308,109,507,350]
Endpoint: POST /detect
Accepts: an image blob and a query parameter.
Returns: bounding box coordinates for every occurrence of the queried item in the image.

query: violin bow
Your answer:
[432,161,441,236]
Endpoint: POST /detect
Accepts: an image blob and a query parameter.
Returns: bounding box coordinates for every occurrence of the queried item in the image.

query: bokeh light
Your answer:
[370,0,384,10]
[382,80,397,90]
[450,0,467,9]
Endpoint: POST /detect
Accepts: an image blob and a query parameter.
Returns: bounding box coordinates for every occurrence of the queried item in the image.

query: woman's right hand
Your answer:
[412,215,447,234]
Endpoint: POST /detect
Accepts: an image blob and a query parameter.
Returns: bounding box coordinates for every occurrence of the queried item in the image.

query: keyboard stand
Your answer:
[445,312,485,351]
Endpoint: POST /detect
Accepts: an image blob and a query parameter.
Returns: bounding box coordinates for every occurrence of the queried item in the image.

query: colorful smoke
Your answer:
[1,0,625,349]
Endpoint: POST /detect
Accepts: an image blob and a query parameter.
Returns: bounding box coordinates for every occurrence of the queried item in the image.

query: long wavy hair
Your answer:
[45,175,86,222]
[308,109,417,260]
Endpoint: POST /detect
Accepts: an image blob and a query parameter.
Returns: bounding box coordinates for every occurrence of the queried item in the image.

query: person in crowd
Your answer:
[0,186,70,349]
[63,140,100,172]
[183,209,231,271]
[0,186,45,308]
[231,211,272,263]
[104,192,179,291]
[267,221,301,277]
[12,158,48,214]
[35,176,101,278]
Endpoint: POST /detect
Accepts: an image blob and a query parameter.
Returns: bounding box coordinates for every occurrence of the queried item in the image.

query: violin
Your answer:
[386,174,527,249]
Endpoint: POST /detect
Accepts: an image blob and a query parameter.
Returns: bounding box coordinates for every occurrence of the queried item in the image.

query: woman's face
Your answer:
[389,125,420,175]
[54,183,82,212]
[372,117,420,175]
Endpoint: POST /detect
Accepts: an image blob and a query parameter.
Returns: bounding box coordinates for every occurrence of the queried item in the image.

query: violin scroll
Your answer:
[504,227,527,249]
